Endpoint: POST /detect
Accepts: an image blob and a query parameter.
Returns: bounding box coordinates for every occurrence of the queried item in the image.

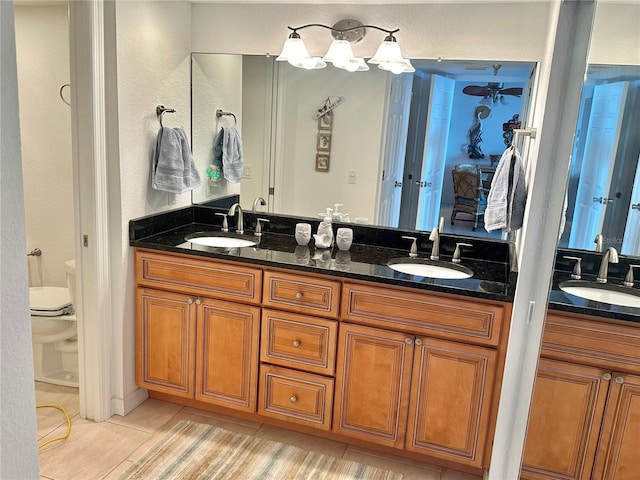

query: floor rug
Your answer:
[120,420,403,480]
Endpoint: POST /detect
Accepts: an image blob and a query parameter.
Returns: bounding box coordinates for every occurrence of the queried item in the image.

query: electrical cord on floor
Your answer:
[36,403,71,448]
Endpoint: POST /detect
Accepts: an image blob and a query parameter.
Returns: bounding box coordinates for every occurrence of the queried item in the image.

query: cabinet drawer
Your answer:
[542,311,640,375]
[258,365,334,431]
[342,282,504,346]
[263,270,340,318]
[136,249,261,304]
[261,309,337,376]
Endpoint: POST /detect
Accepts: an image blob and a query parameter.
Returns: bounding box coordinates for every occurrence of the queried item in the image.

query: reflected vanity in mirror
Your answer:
[191,53,535,239]
[559,64,640,258]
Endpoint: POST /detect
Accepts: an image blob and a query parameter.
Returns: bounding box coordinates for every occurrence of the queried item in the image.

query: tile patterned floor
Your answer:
[35,382,482,480]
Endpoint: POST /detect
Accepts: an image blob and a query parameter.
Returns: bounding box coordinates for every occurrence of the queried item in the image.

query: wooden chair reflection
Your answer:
[451,164,489,231]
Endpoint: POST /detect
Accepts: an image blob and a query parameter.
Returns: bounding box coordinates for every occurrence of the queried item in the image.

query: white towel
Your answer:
[484,146,527,232]
[222,127,243,183]
[152,127,202,193]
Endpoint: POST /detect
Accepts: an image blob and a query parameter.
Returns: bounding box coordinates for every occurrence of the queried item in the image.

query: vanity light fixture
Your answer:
[276,19,414,74]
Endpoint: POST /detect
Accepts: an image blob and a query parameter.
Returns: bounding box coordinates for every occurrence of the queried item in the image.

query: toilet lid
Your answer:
[29,287,73,316]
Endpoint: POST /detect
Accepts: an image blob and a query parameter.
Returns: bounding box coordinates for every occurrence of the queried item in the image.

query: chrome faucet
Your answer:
[594,234,603,253]
[429,217,444,261]
[228,203,244,234]
[596,247,619,284]
[252,197,267,213]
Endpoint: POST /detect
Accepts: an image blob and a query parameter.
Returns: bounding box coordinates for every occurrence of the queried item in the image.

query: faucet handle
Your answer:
[623,265,640,287]
[452,243,473,264]
[255,218,270,237]
[401,236,418,258]
[563,256,582,280]
[215,213,229,232]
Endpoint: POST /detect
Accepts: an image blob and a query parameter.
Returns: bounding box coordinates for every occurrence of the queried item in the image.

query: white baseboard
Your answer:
[111,387,148,417]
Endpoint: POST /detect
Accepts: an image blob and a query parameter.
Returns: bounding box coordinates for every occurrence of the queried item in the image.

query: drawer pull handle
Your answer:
[295,292,303,299]
[415,339,422,346]
[405,338,413,345]
[195,298,201,305]
[615,376,624,385]
[187,298,193,305]
[292,340,300,348]
[603,373,612,381]
[290,395,298,403]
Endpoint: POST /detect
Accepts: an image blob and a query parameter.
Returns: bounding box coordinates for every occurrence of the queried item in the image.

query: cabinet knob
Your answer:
[415,338,422,346]
[290,395,298,403]
[187,298,193,305]
[195,298,201,305]
[295,292,303,299]
[615,376,625,385]
[404,338,413,345]
[603,373,612,381]
[292,340,300,348]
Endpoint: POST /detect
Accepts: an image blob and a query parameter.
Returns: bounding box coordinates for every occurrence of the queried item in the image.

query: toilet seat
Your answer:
[29,286,73,316]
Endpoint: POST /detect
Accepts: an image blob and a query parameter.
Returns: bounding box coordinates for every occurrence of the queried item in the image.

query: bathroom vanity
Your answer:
[130,206,639,477]
[131,205,515,474]
[520,252,640,480]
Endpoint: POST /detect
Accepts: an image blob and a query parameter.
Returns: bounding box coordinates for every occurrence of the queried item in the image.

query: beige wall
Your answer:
[15,4,74,288]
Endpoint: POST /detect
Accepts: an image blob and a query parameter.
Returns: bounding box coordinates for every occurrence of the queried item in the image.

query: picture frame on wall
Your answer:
[317,132,331,152]
[315,153,330,172]
[318,111,333,130]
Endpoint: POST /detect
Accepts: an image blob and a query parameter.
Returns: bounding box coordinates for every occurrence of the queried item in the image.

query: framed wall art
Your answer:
[317,132,331,152]
[315,153,330,172]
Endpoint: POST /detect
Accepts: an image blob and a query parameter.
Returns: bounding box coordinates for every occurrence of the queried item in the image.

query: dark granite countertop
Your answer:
[548,250,640,324]
[129,206,517,303]
[129,206,640,324]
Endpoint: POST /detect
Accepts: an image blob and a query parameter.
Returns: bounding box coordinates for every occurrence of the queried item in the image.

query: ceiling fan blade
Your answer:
[462,85,489,96]
[499,87,524,97]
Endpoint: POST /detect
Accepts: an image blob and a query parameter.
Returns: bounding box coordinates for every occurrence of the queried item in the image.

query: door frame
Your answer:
[69,0,114,422]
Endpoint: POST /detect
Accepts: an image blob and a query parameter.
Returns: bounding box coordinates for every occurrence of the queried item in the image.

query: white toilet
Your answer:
[30,259,79,387]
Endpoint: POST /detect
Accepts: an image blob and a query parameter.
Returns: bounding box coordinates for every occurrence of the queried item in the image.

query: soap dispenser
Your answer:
[332,204,344,222]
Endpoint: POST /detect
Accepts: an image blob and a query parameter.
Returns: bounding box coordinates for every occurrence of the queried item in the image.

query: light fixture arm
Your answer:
[287,24,400,38]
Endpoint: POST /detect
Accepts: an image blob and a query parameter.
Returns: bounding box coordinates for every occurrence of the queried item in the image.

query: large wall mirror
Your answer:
[191,54,535,239]
[556,0,640,259]
[559,63,640,257]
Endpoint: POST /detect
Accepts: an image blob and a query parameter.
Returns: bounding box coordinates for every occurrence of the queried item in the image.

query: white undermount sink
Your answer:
[559,280,640,309]
[387,258,473,279]
[185,232,257,248]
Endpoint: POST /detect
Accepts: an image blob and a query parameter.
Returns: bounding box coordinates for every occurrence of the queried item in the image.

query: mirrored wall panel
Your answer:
[191,54,535,238]
[558,64,640,258]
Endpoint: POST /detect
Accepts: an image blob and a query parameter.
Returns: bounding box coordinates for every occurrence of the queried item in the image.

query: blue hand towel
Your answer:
[222,127,243,183]
[152,127,202,194]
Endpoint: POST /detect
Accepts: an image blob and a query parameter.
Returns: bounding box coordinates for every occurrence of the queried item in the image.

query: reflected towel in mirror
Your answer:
[222,127,243,183]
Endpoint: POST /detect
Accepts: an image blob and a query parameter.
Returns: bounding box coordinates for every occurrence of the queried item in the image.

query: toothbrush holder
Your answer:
[336,228,353,251]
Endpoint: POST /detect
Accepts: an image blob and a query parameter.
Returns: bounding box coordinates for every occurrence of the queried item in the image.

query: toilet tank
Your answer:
[64,259,76,308]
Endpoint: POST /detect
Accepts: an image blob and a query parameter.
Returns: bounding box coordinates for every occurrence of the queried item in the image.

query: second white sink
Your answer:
[559,280,640,309]
[387,258,473,279]
[185,232,257,248]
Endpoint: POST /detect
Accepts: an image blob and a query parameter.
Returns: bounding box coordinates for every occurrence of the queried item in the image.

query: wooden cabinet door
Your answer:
[333,323,414,448]
[405,337,497,468]
[136,288,196,398]
[592,372,640,480]
[195,297,260,413]
[521,358,611,480]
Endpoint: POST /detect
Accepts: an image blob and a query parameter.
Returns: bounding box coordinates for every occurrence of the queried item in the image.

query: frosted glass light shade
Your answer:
[322,39,355,68]
[336,57,369,72]
[378,59,415,74]
[295,57,327,70]
[368,39,404,64]
[276,37,311,65]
